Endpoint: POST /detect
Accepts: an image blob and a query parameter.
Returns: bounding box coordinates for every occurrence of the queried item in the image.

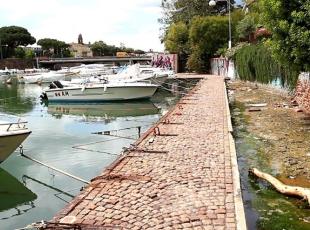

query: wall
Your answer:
[69,43,93,58]
[210,58,228,76]
[151,53,178,73]
[210,58,236,79]
[295,72,310,114]
[0,58,35,70]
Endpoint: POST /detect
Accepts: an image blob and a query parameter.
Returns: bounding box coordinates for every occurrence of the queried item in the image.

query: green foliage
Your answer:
[187,16,229,72]
[14,47,25,58]
[164,22,189,54]
[25,49,35,59]
[236,14,256,40]
[225,42,249,58]
[90,41,143,56]
[0,26,35,58]
[186,49,205,73]
[91,41,109,56]
[37,38,70,58]
[260,0,310,71]
[162,5,244,73]
[90,41,119,56]
[134,49,145,54]
[160,0,235,25]
[234,43,299,89]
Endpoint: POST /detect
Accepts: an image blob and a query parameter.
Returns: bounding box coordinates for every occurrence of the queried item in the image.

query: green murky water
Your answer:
[232,101,310,230]
[0,79,194,230]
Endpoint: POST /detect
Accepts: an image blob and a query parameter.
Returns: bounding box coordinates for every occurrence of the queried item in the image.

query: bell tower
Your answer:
[78,34,83,44]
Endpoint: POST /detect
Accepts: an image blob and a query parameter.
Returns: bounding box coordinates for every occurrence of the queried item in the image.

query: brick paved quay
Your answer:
[49,75,247,229]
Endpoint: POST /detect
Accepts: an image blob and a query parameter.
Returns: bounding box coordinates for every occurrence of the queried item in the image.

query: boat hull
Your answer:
[0,131,31,163]
[45,85,158,102]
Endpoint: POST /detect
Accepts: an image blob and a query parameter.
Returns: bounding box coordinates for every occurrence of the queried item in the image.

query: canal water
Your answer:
[0,80,192,230]
[231,101,310,230]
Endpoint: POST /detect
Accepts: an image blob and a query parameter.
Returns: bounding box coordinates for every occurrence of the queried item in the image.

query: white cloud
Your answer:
[0,0,164,51]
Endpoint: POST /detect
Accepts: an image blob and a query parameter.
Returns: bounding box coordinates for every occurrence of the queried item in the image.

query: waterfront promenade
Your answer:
[50,75,246,229]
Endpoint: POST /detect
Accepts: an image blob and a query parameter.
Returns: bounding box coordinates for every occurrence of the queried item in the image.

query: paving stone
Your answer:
[50,76,242,230]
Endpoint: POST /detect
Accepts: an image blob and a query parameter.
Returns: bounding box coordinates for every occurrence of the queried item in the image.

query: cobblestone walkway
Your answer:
[51,76,246,229]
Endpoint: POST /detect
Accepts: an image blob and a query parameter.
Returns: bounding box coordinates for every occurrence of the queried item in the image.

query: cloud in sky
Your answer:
[0,0,164,51]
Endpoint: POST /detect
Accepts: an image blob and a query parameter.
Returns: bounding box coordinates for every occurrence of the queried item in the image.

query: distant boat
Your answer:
[18,71,77,84]
[41,81,158,102]
[61,64,170,86]
[68,64,114,77]
[0,120,31,164]
[102,64,169,84]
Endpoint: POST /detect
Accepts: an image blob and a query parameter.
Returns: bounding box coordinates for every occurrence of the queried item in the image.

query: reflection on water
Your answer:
[46,101,160,120]
[22,175,75,204]
[0,168,37,217]
[0,82,35,114]
[0,80,191,229]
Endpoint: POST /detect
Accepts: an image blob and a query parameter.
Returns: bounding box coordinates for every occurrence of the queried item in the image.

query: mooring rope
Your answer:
[20,150,89,184]
[72,133,138,156]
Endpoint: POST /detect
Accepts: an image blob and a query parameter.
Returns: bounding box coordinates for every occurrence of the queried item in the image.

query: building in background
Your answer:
[25,44,43,56]
[69,34,93,58]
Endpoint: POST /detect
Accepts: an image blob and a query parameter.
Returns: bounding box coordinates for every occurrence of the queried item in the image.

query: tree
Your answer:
[25,49,35,59]
[37,38,70,58]
[134,49,145,55]
[14,47,25,58]
[260,0,310,71]
[236,14,256,41]
[0,26,35,58]
[164,21,189,54]
[90,41,109,56]
[90,41,138,56]
[161,0,243,73]
[160,0,235,25]
[187,16,229,72]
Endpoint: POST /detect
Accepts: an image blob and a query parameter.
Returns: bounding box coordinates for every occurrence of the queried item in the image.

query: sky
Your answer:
[0,0,165,51]
[0,0,244,52]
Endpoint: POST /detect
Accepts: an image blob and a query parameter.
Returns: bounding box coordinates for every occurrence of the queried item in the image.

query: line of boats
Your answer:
[0,63,175,165]
[40,64,174,102]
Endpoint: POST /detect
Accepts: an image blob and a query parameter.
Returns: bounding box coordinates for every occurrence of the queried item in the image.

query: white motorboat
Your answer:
[0,120,31,163]
[41,81,158,102]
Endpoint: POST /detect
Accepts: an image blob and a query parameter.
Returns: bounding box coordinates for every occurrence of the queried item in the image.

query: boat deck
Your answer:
[49,75,246,229]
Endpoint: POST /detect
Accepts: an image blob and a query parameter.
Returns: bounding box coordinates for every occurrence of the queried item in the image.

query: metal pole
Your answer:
[228,0,232,49]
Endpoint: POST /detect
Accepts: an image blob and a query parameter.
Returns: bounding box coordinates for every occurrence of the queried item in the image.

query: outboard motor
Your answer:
[40,92,48,100]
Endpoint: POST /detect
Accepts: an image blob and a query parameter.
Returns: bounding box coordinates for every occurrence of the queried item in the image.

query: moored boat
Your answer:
[18,70,77,84]
[41,81,158,102]
[0,120,31,163]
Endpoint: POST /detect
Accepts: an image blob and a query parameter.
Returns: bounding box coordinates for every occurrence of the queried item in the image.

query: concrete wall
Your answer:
[210,58,236,79]
[295,72,310,114]
[210,58,228,76]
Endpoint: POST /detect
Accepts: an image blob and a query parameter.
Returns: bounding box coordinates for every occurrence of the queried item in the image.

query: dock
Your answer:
[49,75,246,229]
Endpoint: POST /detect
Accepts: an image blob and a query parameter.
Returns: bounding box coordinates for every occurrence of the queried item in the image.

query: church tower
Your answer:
[78,34,83,44]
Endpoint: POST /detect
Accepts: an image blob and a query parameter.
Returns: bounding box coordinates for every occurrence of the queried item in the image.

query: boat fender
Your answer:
[81,85,86,92]
[104,85,107,92]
